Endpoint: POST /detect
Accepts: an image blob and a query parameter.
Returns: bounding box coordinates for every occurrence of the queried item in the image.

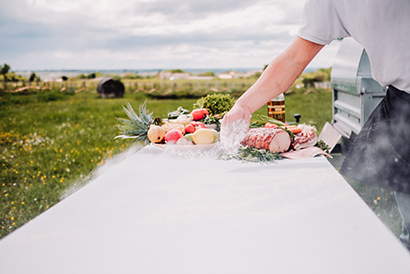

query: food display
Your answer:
[114,96,227,147]
[114,97,330,160]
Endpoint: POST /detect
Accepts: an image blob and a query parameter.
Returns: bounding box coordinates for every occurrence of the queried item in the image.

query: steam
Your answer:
[60,143,145,200]
[60,119,249,199]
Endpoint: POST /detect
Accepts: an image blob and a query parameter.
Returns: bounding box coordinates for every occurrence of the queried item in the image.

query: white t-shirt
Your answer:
[297,0,410,93]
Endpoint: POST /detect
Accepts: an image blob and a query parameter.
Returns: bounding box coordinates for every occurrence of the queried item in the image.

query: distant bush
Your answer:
[123,73,144,79]
[301,67,332,87]
[76,73,98,80]
[165,69,186,73]
[198,71,215,77]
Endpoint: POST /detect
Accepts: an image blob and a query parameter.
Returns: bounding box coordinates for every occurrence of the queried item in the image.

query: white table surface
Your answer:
[1,145,410,274]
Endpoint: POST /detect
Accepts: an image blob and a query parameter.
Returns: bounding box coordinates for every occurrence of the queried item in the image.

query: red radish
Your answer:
[191,109,208,120]
[164,129,184,143]
[264,123,278,129]
[185,124,195,133]
[191,121,206,128]
[185,121,206,133]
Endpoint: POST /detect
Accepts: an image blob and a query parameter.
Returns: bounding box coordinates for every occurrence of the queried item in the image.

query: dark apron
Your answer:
[340,85,410,194]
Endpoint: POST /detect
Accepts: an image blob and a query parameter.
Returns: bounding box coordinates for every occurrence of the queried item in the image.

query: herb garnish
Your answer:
[219,145,282,163]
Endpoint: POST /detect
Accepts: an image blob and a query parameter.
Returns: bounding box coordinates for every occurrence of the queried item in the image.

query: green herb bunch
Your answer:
[194,94,235,116]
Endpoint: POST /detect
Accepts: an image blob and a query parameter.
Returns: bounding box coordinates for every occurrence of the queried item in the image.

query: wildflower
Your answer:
[10,217,14,221]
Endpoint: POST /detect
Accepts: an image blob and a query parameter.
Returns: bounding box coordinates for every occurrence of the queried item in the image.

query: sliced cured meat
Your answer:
[292,132,318,150]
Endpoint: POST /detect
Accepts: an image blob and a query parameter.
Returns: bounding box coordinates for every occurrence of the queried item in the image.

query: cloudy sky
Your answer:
[1,0,341,71]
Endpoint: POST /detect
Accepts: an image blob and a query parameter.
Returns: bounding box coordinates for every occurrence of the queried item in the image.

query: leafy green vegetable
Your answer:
[194,94,235,116]
[167,106,189,119]
[203,115,221,131]
[315,140,331,153]
[219,145,281,163]
[203,115,219,124]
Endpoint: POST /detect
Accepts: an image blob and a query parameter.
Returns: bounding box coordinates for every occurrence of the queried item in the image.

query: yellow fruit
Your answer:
[191,128,214,144]
[147,125,166,143]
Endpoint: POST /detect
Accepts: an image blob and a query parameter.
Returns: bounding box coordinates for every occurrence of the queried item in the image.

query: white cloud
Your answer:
[1,0,338,70]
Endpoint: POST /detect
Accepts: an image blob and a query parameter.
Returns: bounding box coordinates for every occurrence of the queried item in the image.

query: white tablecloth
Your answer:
[1,145,410,273]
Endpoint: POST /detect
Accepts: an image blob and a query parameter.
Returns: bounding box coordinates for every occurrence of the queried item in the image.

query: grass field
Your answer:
[0,87,401,239]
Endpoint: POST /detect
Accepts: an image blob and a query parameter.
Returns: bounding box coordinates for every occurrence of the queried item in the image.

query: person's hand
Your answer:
[221,103,252,129]
[219,103,251,151]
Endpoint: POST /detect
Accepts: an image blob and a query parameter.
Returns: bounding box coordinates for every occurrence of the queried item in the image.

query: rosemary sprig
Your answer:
[219,145,282,163]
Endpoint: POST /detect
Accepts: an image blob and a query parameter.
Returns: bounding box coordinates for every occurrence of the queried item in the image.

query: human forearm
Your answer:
[235,37,324,114]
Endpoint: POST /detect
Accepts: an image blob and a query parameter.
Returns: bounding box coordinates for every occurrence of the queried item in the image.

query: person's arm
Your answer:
[221,36,324,126]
